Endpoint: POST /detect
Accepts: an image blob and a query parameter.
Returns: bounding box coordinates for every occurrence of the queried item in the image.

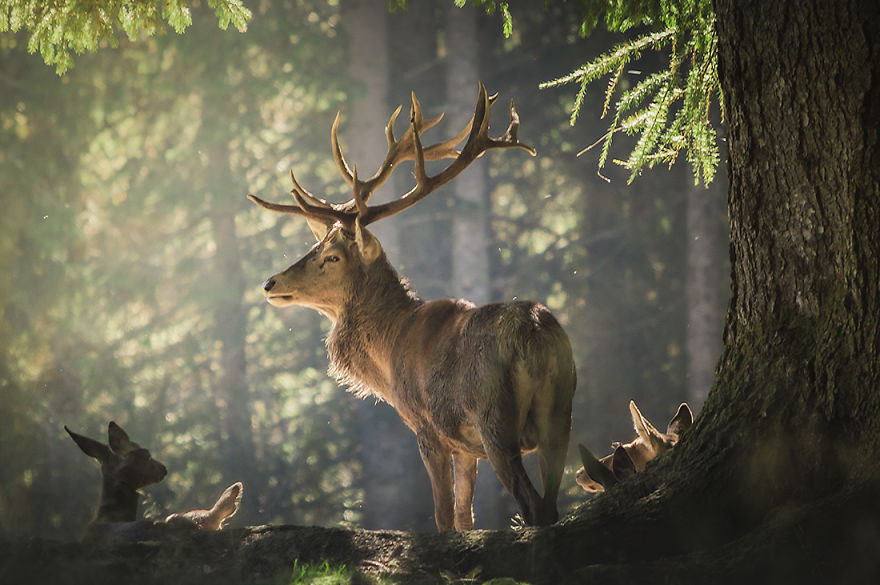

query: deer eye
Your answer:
[324,255,340,263]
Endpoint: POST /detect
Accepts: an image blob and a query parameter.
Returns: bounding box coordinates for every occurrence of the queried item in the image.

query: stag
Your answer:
[248,83,576,530]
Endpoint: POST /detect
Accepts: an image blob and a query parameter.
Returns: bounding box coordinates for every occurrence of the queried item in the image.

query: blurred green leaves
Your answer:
[0,0,251,74]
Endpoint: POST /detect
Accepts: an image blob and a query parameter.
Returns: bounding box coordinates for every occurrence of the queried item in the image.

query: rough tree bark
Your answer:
[699,0,880,497]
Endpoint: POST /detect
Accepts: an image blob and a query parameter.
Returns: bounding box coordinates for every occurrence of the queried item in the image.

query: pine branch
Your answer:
[540,10,723,186]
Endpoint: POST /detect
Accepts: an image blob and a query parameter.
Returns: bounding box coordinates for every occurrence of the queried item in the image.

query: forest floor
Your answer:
[3,481,880,585]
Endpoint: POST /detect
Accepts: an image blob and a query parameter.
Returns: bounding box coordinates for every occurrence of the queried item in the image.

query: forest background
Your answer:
[0,0,728,538]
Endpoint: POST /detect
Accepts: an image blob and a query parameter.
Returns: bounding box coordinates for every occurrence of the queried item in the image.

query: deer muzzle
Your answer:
[262,277,298,306]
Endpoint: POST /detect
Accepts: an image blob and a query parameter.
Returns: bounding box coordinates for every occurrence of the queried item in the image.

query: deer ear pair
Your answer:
[65,421,136,462]
[308,219,381,265]
[578,443,636,491]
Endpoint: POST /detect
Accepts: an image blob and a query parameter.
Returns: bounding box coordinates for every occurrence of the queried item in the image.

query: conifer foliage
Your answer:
[0,0,251,74]
[476,0,721,185]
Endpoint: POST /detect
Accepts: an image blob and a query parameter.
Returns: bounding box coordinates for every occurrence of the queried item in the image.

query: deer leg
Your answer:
[536,436,566,525]
[479,424,543,526]
[535,381,573,525]
[451,452,477,530]
[416,430,454,531]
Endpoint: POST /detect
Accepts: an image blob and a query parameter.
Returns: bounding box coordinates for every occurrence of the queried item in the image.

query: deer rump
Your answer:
[380,300,573,458]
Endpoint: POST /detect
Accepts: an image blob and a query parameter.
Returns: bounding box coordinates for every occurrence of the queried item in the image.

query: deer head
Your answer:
[576,401,693,492]
[248,82,535,322]
[65,422,167,524]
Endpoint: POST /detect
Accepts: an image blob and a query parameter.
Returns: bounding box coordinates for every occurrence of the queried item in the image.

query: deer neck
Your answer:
[327,259,422,404]
[96,477,140,522]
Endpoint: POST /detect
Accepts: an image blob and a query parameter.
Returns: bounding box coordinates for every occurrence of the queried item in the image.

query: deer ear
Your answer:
[214,482,244,519]
[107,421,136,455]
[354,219,382,264]
[579,444,618,490]
[629,401,666,455]
[666,403,694,439]
[66,426,111,463]
[306,217,332,240]
[611,446,636,480]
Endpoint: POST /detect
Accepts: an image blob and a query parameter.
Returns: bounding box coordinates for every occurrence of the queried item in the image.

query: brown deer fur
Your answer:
[249,84,576,530]
[165,482,243,531]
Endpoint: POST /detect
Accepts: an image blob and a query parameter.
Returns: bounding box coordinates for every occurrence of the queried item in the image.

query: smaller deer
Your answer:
[165,482,243,531]
[576,400,693,492]
[65,422,167,541]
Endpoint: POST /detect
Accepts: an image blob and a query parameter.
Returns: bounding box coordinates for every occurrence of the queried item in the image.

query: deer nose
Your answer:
[263,277,276,292]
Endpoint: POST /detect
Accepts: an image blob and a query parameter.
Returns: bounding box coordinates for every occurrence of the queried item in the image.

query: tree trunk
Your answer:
[697,0,880,494]
[207,141,257,524]
[342,0,433,531]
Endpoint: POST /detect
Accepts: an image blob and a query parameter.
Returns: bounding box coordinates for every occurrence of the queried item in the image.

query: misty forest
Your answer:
[1,1,878,584]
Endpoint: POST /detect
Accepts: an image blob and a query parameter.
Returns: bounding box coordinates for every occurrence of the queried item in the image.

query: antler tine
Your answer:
[409,92,445,136]
[491,99,537,156]
[247,193,311,217]
[331,111,355,188]
[352,165,369,217]
[360,81,535,226]
[385,105,403,147]
[411,105,429,186]
[291,189,350,226]
[290,169,333,209]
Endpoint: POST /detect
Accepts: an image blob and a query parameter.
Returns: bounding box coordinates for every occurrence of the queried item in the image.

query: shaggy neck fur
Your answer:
[326,253,422,403]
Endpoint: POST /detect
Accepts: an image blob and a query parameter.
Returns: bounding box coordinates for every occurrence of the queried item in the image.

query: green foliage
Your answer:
[0,0,251,74]
[457,0,512,37]
[545,1,720,185]
[287,560,344,584]
[468,0,721,185]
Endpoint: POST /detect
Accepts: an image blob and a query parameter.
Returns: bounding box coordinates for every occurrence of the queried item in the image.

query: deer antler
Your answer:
[247,82,535,228]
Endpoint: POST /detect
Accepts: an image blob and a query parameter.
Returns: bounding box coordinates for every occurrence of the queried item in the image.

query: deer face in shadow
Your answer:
[66,422,167,523]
